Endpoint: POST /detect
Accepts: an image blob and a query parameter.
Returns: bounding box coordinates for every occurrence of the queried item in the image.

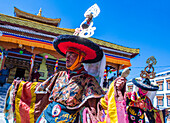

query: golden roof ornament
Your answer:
[140,56,157,79]
[37,8,42,16]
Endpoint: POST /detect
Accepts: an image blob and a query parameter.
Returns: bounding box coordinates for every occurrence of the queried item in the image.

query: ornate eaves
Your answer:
[14,7,61,27]
[0,14,139,55]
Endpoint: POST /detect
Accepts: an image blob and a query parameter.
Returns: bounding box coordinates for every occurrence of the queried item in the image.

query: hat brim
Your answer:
[132,78,159,91]
[53,35,103,63]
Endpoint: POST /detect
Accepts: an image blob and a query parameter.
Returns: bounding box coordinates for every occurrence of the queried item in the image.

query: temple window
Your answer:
[156,80,164,91]
[156,95,164,106]
[168,113,170,122]
[158,99,163,106]
[168,98,170,106]
[159,84,163,90]
[167,95,170,106]
[167,79,170,90]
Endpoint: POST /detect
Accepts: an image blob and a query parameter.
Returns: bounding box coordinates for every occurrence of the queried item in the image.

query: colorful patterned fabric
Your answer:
[104,69,107,79]
[126,91,156,112]
[126,91,166,123]
[11,80,50,123]
[6,66,105,122]
[0,48,3,61]
[30,54,35,69]
[4,84,14,122]
[105,53,131,68]
[127,106,145,123]
[82,102,105,123]
[100,80,128,123]
[36,102,79,123]
[54,59,58,73]
[35,66,105,109]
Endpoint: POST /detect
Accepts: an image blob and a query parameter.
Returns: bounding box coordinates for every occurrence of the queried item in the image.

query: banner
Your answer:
[0,49,3,61]
[54,59,58,73]
[104,69,107,79]
[30,55,35,70]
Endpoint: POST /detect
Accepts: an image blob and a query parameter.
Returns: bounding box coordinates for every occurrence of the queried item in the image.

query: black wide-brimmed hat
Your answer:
[53,35,103,63]
[132,78,159,91]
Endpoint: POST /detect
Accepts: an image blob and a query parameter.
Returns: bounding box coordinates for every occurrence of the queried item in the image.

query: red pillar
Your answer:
[0,49,8,70]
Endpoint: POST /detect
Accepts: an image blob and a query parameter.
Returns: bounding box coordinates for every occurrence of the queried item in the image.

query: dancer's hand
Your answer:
[115,77,127,90]
[114,77,127,101]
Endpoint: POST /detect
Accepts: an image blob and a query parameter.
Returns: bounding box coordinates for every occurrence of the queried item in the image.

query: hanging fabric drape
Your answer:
[0,48,3,61]
[104,69,107,79]
[54,59,58,73]
[30,54,35,70]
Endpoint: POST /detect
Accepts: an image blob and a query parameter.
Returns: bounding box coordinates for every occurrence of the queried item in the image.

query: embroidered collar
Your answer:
[67,65,87,79]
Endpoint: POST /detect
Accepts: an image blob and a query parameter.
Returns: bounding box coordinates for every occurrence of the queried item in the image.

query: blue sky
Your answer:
[0,0,170,80]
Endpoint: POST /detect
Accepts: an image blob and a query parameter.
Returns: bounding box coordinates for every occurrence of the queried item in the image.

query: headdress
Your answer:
[53,4,103,63]
[53,4,106,84]
[53,35,103,63]
[132,56,159,91]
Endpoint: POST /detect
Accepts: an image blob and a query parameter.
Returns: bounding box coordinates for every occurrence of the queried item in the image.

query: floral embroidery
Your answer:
[36,66,105,109]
